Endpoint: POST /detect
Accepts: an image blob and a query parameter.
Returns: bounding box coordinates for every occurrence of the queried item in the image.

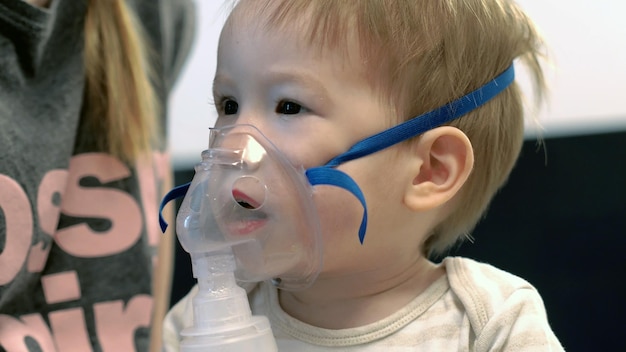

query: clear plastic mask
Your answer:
[176,124,323,290]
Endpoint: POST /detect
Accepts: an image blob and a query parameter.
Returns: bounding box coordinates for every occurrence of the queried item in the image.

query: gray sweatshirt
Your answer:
[0,0,195,350]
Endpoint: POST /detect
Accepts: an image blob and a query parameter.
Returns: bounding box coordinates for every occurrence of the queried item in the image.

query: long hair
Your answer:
[81,0,160,163]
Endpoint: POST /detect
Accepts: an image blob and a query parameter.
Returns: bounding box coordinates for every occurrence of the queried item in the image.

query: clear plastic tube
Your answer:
[178,251,277,352]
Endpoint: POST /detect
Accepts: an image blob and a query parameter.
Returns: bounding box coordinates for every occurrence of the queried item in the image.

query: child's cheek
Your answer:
[311,185,364,270]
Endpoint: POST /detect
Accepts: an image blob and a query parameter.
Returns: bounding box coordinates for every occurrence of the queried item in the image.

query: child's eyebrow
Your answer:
[212,69,330,101]
[261,69,330,99]
[212,74,234,96]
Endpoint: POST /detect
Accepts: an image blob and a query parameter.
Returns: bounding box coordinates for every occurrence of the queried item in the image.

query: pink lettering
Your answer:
[48,308,92,352]
[27,170,67,273]
[38,169,68,235]
[0,175,33,285]
[0,314,57,351]
[27,169,68,273]
[94,295,153,351]
[41,271,81,304]
[27,241,50,273]
[54,153,142,257]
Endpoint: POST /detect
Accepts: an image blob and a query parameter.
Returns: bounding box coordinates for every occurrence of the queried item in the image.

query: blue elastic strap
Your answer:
[305,64,515,243]
[158,182,190,232]
[305,167,369,244]
[324,64,515,167]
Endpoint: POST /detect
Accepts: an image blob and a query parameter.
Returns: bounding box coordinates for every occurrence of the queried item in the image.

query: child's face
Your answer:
[213,18,425,277]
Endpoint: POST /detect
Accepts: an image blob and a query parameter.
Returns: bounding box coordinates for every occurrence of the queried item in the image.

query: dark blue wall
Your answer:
[450,130,626,351]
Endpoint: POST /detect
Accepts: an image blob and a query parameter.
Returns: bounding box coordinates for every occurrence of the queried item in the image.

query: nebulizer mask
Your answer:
[161,124,323,351]
[159,65,515,351]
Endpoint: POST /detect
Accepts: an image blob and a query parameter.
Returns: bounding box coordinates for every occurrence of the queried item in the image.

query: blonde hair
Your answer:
[81,0,160,163]
[229,0,547,256]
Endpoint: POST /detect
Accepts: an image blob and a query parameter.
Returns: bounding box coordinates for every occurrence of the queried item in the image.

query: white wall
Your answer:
[167,0,626,168]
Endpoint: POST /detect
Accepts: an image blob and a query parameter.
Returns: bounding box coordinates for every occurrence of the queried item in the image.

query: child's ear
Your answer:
[403,126,474,212]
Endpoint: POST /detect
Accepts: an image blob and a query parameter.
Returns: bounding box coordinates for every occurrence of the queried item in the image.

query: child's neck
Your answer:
[277,256,444,329]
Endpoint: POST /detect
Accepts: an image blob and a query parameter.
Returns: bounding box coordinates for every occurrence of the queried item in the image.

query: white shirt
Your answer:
[163,257,564,351]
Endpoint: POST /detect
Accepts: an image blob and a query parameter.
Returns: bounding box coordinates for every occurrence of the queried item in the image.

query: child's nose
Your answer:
[214,119,266,147]
[223,109,274,138]
[210,124,269,169]
[232,108,265,128]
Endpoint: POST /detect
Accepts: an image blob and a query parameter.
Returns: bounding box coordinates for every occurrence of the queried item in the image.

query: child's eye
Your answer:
[222,99,238,115]
[275,100,302,115]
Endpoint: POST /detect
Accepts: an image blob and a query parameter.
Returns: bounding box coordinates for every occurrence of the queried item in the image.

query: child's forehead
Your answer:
[218,14,369,90]
[220,6,366,85]
[225,0,358,55]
